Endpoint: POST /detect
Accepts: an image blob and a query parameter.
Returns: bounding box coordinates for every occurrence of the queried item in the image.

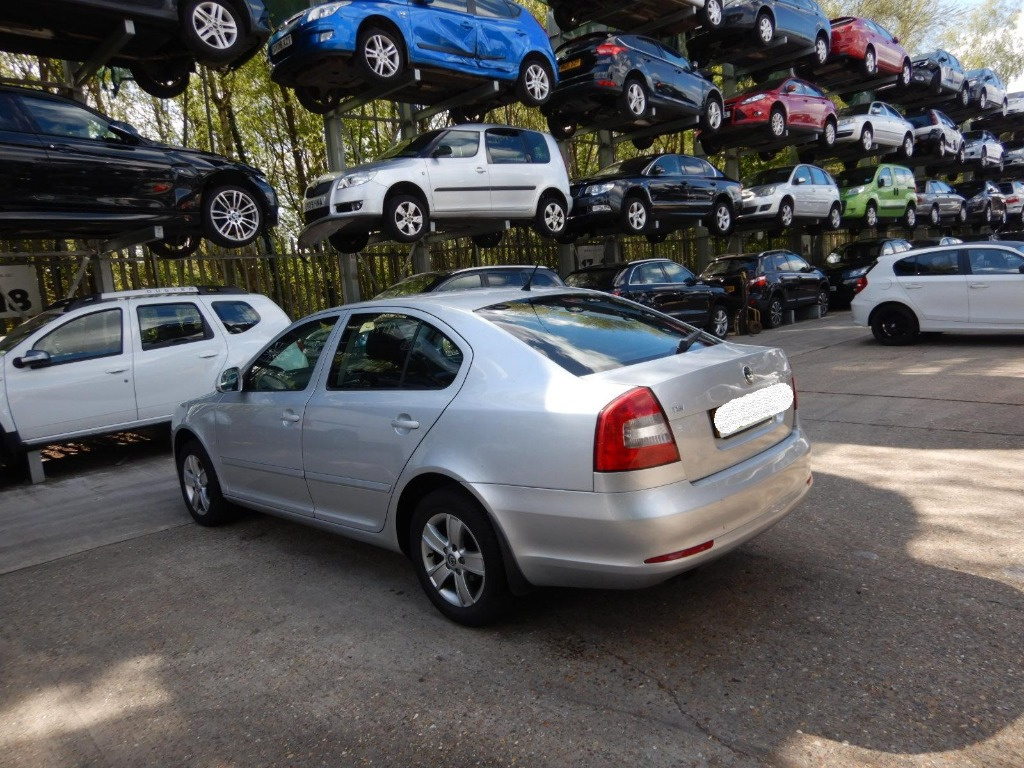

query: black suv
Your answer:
[823,238,912,305]
[564,258,732,337]
[0,85,279,257]
[700,250,829,328]
[375,266,565,297]
[0,1,271,98]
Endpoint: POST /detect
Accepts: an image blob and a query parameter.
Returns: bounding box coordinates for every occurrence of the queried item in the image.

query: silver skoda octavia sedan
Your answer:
[172,287,812,625]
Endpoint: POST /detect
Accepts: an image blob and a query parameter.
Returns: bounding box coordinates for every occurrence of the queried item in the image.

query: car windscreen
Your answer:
[379,130,444,159]
[961,131,983,141]
[905,113,933,128]
[0,310,64,353]
[375,272,446,297]
[701,258,757,277]
[564,267,618,290]
[954,182,985,197]
[747,167,793,186]
[840,103,871,116]
[589,157,653,178]
[477,294,709,376]
[836,168,876,186]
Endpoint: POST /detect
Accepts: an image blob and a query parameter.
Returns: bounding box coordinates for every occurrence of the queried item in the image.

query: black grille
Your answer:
[306,180,333,198]
[304,207,329,224]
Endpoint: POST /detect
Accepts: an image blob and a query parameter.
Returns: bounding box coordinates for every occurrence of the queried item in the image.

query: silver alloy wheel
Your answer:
[714,202,731,233]
[705,99,722,130]
[979,90,987,110]
[523,62,550,103]
[817,289,829,316]
[756,14,773,44]
[822,121,836,145]
[864,49,876,75]
[182,454,211,516]
[393,200,424,237]
[959,87,969,107]
[626,82,646,116]
[829,205,842,230]
[710,306,729,338]
[938,139,946,157]
[705,0,723,27]
[930,205,940,226]
[209,188,261,243]
[865,204,878,227]
[627,200,647,231]
[779,201,794,227]
[903,135,913,157]
[769,298,784,327]
[191,1,239,51]
[905,206,916,228]
[420,512,486,608]
[958,204,967,223]
[770,109,785,137]
[364,33,401,79]
[815,35,828,64]
[901,61,911,86]
[1002,99,1008,117]
[861,126,873,151]
[543,200,566,233]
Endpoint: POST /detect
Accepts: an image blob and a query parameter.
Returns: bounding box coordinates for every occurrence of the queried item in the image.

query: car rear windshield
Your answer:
[477,294,711,376]
[905,113,934,128]
[564,267,619,290]
[747,167,793,186]
[836,167,877,186]
[702,258,758,277]
[375,272,446,297]
[827,242,878,264]
[955,181,985,197]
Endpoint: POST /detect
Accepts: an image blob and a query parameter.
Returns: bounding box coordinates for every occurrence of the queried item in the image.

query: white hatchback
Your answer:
[851,242,1024,344]
[299,124,572,253]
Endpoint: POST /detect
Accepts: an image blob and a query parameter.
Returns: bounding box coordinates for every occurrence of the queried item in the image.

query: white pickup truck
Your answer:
[0,286,290,469]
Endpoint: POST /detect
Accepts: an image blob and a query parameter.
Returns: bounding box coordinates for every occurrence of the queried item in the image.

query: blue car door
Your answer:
[472,0,524,77]
[408,0,478,71]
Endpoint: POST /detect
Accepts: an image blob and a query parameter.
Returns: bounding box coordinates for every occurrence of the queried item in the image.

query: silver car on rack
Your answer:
[835,101,915,157]
[962,130,1004,167]
[739,163,841,230]
[172,288,812,625]
[966,68,1009,114]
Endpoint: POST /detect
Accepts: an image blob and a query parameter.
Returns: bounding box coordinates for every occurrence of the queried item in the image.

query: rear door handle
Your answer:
[969,283,989,289]
[391,417,420,430]
[198,351,219,358]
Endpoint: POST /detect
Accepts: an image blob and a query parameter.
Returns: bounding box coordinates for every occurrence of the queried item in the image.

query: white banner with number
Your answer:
[0,265,42,320]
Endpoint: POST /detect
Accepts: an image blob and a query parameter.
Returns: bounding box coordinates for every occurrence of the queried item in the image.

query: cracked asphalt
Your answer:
[1,311,1022,767]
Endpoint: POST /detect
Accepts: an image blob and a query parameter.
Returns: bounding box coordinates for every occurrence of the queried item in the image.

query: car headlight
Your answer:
[739,94,769,106]
[584,182,616,196]
[845,266,870,279]
[838,118,853,126]
[308,2,348,21]
[845,186,866,196]
[336,171,376,189]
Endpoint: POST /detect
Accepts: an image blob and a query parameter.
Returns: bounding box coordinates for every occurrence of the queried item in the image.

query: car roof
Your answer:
[309,286,587,317]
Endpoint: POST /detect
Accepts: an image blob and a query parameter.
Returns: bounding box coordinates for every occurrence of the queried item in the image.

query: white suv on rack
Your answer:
[299,124,572,253]
[0,286,290,466]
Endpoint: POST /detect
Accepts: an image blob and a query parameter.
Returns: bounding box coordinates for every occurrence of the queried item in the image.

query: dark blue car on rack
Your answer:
[268,0,558,115]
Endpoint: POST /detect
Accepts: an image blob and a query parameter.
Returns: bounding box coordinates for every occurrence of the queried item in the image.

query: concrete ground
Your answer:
[1,312,1022,768]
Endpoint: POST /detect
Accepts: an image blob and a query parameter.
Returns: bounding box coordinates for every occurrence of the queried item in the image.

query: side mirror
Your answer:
[12,349,52,369]
[793,176,807,185]
[108,120,141,144]
[893,36,900,44]
[432,144,453,158]
[217,367,241,392]
[648,165,664,176]
[878,177,890,188]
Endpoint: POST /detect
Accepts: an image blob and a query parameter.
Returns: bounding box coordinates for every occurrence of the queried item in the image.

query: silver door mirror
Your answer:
[217,367,241,392]
[12,349,52,369]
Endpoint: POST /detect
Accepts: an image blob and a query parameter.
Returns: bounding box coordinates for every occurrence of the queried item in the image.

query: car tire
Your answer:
[202,185,264,248]
[900,133,914,159]
[358,26,405,84]
[978,89,988,110]
[828,203,842,231]
[956,143,965,165]
[449,106,488,124]
[545,115,577,141]
[703,0,724,28]
[552,7,578,31]
[862,47,877,76]
[899,58,912,88]
[707,304,730,339]
[813,33,829,65]
[1001,98,1008,117]
[622,195,651,234]
[903,205,917,229]
[700,134,723,155]
[148,234,200,259]
[181,0,246,65]
[294,86,341,114]
[534,194,568,238]
[383,193,428,243]
[816,288,829,318]
[871,305,919,345]
[622,77,650,119]
[645,232,668,244]
[764,295,785,329]
[706,197,734,237]
[177,439,236,526]
[753,11,775,46]
[471,231,503,249]
[958,86,969,107]
[769,106,786,138]
[329,230,370,253]
[957,203,967,224]
[632,136,655,151]
[517,57,553,107]
[928,205,940,227]
[983,202,992,224]
[409,486,510,626]
[859,125,873,152]
[930,71,942,96]
[819,117,837,147]
[864,201,878,228]
[777,198,795,229]
[129,61,191,98]
[702,95,724,133]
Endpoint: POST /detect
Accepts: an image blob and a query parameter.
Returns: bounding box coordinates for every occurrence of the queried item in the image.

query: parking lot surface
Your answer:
[1,313,1022,768]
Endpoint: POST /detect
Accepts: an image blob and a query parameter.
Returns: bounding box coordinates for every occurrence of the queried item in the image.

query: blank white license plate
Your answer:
[303,194,327,212]
[271,35,293,55]
[712,383,793,438]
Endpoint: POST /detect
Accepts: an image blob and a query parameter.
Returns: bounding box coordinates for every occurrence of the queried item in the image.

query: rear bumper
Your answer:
[474,427,812,589]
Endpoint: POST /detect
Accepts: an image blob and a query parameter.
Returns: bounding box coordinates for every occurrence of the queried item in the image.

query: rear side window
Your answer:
[137,302,211,350]
[521,131,550,163]
[211,300,262,334]
[486,130,530,164]
[478,294,710,376]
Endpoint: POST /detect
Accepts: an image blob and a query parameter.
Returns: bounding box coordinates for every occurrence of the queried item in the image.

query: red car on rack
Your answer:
[829,17,912,85]
[702,77,837,154]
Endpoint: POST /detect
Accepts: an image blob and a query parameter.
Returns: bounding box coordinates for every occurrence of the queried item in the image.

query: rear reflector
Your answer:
[595,387,680,472]
[645,540,714,563]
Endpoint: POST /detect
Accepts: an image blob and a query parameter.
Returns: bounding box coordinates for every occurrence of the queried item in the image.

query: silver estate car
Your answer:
[172,288,812,625]
[739,163,841,230]
[298,124,572,253]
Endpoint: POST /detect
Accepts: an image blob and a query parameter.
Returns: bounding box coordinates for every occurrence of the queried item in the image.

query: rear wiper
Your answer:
[676,327,703,354]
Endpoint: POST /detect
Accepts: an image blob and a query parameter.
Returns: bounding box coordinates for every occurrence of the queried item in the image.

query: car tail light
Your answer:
[853,275,868,295]
[749,274,767,289]
[916,194,924,204]
[595,388,680,472]
[595,43,627,56]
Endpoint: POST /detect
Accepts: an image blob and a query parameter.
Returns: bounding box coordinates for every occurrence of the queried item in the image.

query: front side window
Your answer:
[211,301,262,334]
[663,262,696,284]
[474,0,514,17]
[137,302,210,350]
[329,313,463,391]
[650,155,681,176]
[34,308,122,364]
[436,130,480,159]
[245,317,338,392]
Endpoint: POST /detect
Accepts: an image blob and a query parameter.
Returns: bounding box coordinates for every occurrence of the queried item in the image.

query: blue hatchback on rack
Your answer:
[268,0,558,115]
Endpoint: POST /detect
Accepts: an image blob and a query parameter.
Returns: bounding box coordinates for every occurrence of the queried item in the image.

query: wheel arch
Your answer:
[383,181,430,213]
[356,16,409,60]
[868,300,918,328]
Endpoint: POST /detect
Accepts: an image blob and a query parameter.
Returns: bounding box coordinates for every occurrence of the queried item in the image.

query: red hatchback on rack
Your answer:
[829,17,912,85]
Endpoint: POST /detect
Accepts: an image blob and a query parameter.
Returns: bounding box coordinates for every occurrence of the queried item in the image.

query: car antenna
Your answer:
[522,264,540,291]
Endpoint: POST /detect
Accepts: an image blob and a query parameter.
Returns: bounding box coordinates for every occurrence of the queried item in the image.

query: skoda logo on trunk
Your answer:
[743,365,755,384]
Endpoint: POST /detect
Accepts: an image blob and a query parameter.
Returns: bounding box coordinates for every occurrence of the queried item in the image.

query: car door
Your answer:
[484,128,537,215]
[0,91,51,222]
[472,0,523,77]
[809,165,834,216]
[408,0,478,70]
[644,155,686,215]
[131,299,229,421]
[876,166,898,217]
[895,249,968,322]
[2,306,137,442]
[965,247,1024,326]
[870,20,901,72]
[789,165,815,215]
[17,91,178,217]
[303,311,468,532]
[214,317,340,517]
[424,129,491,215]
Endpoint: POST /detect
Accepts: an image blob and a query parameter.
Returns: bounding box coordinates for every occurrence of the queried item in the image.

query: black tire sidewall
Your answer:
[177,439,233,525]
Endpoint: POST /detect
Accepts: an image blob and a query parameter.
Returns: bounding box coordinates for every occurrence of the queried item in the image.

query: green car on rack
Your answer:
[836,164,918,229]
